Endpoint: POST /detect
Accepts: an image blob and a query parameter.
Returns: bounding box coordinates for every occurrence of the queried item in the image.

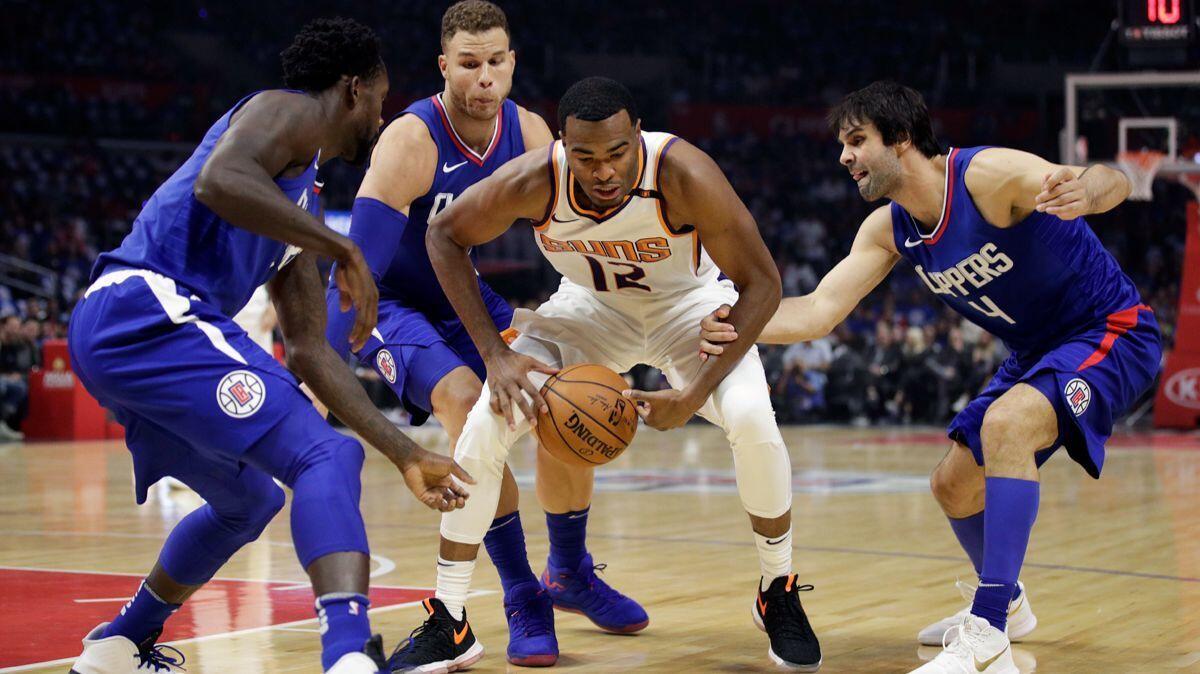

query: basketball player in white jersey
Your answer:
[389,77,821,672]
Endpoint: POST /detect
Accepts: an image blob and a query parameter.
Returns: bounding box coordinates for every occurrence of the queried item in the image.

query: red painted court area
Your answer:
[0,568,430,669]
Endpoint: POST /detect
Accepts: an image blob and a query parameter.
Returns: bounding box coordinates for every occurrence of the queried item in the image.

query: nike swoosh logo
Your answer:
[974,645,1008,671]
[551,214,580,223]
[765,535,789,545]
[437,561,453,567]
[443,160,469,173]
[567,512,587,519]
[904,237,925,248]
[453,622,469,645]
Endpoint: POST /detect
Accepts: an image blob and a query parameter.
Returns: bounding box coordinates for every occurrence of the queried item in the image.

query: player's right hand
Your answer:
[485,348,559,430]
[333,243,378,352]
[698,303,738,361]
[401,449,475,512]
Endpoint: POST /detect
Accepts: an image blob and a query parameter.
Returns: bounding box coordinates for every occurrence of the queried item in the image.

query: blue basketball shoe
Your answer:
[539,554,649,634]
[503,581,558,667]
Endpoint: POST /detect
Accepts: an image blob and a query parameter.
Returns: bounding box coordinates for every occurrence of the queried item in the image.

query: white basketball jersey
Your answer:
[532,131,720,303]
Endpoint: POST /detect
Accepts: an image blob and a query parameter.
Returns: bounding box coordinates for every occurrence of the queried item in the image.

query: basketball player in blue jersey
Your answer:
[699,81,1161,673]
[325,4,644,669]
[66,19,473,674]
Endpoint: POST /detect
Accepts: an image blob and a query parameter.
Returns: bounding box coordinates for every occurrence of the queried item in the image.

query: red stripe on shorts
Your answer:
[1077,304,1151,371]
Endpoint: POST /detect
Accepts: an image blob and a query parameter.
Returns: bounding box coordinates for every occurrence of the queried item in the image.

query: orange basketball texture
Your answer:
[535,364,638,467]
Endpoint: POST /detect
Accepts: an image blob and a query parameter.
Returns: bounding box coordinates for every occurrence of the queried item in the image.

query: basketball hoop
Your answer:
[1117,150,1165,201]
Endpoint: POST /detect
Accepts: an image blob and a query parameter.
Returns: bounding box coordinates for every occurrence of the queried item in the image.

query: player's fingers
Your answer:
[702,329,738,343]
[514,379,543,424]
[335,268,354,312]
[633,401,651,420]
[699,340,725,356]
[496,387,516,428]
[715,303,732,318]
[490,385,506,417]
[450,462,476,486]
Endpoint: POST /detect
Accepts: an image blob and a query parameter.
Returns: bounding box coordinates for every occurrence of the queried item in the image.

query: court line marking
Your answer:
[0,565,493,673]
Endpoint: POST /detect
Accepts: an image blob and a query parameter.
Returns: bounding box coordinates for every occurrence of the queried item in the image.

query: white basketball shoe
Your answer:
[69,623,185,673]
[327,634,388,673]
[918,580,1036,646]
[909,614,1017,674]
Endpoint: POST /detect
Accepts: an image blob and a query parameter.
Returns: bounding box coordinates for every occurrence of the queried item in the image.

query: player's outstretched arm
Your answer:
[195,91,361,263]
[269,251,475,512]
[699,205,899,356]
[968,147,1132,223]
[426,148,559,429]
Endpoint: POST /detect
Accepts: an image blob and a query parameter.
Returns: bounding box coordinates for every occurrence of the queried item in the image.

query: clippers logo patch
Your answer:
[1064,378,1091,417]
[217,370,266,418]
[376,349,397,384]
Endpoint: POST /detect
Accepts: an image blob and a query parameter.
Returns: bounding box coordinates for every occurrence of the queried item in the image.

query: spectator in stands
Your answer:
[0,315,35,439]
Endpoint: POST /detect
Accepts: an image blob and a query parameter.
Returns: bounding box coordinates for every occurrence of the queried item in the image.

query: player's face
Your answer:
[440,28,514,121]
[837,121,902,201]
[345,68,389,166]
[562,111,642,209]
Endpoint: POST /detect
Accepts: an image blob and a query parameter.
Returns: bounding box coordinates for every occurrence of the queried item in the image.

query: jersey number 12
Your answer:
[585,257,651,292]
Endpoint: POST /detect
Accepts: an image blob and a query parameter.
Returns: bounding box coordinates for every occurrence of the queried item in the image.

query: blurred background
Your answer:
[2,0,1197,434]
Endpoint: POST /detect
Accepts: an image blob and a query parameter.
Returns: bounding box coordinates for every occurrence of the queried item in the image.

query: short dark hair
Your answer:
[557,77,639,133]
[441,0,510,50]
[827,81,941,158]
[281,17,384,92]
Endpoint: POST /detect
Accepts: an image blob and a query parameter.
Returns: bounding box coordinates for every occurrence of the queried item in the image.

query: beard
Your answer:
[344,130,378,167]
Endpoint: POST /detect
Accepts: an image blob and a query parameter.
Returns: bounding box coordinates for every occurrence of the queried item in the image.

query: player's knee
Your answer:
[929,461,978,511]
[720,390,781,447]
[243,481,286,539]
[441,383,484,425]
[980,401,1040,460]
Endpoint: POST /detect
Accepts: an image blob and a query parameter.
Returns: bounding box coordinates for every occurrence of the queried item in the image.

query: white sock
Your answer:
[754,528,793,591]
[435,557,475,620]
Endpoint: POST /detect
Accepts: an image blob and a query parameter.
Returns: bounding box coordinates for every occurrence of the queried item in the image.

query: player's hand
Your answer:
[698,304,738,361]
[622,387,703,431]
[484,347,559,430]
[1035,167,1090,220]
[400,449,475,512]
[333,243,378,352]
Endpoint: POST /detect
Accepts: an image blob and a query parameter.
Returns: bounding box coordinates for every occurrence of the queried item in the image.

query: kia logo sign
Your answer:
[1165,368,1200,410]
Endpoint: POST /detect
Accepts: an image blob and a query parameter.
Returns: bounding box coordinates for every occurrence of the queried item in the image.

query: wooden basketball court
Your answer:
[2,425,1197,673]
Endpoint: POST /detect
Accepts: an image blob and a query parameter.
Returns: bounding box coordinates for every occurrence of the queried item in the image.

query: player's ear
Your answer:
[437,54,448,81]
[345,75,361,108]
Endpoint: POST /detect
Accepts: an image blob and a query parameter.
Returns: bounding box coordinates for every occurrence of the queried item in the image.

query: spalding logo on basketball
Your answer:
[376,349,397,384]
[1165,367,1200,410]
[217,370,266,418]
[1064,377,1091,417]
[536,363,638,467]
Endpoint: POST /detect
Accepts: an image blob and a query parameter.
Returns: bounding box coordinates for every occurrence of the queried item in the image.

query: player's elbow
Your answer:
[193,164,230,210]
[282,339,323,381]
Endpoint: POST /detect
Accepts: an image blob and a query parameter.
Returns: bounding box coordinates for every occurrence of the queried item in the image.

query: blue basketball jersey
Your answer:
[370,94,526,315]
[891,146,1142,354]
[93,90,320,317]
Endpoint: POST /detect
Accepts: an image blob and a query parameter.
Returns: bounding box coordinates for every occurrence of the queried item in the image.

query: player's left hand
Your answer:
[400,449,476,512]
[622,387,703,431]
[1035,167,1090,219]
[698,304,738,361]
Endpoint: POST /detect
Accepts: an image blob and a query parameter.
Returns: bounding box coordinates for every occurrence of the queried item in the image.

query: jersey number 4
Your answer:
[967,295,1016,325]
[585,257,651,292]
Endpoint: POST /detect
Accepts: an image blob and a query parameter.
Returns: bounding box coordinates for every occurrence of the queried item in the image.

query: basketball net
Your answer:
[1117,150,1165,201]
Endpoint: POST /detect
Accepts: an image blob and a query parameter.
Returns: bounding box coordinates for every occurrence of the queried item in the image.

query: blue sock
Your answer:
[546,507,590,570]
[101,581,180,644]
[948,511,985,575]
[972,477,1039,630]
[483,512,537,595]
[316,593,371,670]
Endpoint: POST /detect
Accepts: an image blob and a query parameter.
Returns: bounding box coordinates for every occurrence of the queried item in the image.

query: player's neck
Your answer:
[441,90,498,156]
[892,154,949,230]
[309,90,351,165]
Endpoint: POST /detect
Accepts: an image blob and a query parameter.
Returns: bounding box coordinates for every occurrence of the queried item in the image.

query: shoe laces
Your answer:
[392,615,453,663]
[135,643,185,672]
[578,563,628,610]
[765,582,816,641]
[507,591,553,638]
[940,616,988,657]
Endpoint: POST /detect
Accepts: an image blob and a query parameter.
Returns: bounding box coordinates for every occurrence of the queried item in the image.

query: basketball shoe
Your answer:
[540,553,649,633]
[917,580,1036,646]
[909,614,1017,674]
[503,581,558,666]
[388,598,484,673]
[751,575,822,671]
[328,634,389,673]
[69,624,185,673]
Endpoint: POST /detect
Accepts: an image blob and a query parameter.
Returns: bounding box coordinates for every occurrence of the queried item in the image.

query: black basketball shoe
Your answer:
[388,598,484,673]
[752,575,822,671]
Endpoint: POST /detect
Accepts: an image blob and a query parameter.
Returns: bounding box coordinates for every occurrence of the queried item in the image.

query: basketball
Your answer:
[535,363,638,467]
